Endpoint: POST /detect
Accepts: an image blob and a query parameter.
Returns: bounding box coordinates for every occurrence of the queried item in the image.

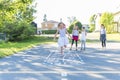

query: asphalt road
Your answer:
[0,42,120,80]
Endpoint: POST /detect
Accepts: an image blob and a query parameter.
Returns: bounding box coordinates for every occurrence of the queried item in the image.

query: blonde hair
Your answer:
[58,22,65,27]
[73,25,79,30]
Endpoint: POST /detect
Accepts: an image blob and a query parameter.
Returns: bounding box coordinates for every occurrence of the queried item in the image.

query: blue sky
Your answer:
[34,0,120,27]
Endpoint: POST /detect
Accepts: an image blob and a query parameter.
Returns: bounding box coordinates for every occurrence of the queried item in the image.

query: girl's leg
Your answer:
[103,40,106,47]
[104,40,106,47]
[61,47,64,54]
[64,45,66,48]
[75,40,78,50]
[70,39,74,50]
[102,40,104,47]
[83,41,86,50]
[81,41,83,50]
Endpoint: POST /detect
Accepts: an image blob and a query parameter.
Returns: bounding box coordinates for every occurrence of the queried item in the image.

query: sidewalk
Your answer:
[0,42,120,80]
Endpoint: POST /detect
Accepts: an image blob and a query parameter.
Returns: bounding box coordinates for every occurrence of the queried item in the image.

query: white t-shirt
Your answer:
[81,31,86,41]
[72,30,79,36]
[100,29,106,34]
[59,28,66,37]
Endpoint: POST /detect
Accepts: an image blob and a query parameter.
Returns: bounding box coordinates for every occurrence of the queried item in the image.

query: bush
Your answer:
[3,22,36,41]
[42,30,57,34]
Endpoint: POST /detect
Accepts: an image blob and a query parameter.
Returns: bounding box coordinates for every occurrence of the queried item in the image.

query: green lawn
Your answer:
[86,33,120,43]
[0,36,54,57]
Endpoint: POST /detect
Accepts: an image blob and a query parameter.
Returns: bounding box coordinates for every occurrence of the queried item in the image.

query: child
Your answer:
[70,25,79,51]
[100,24,106,48]
[54,22,71,54]
[81,27,87,51]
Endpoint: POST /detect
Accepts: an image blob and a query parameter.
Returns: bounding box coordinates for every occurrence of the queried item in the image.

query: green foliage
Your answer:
[68,20,82,33]
[89,14,96,23]
[68,24,74,33]
[89,15,96,32]
[0,36,54,57]
[89,24,95,32]
[100,12,114,33]
[0,0,36,41]
[3,22,36,41]
[0,33,6,41]
[42,30,57,34]
[67,16,77,24]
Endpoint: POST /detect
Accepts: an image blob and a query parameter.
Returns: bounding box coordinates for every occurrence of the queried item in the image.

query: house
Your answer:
[94,12,120,33]
[41,20,59,30]
[113,11,120,32]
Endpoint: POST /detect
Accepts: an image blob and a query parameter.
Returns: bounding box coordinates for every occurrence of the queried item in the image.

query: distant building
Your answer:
[113,11,120,32]
[41,20,59,30]
[93,10,120,32]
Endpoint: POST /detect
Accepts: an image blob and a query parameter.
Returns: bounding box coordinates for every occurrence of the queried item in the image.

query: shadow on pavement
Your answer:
[0,44,120,80]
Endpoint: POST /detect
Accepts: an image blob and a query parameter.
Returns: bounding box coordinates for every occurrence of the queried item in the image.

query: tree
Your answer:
[0,0,36,41]
[100,12,114,33]
[31,21,37,34]
[68,20,82,33]
[43,14,47,22]
[67,16,77,24]
[60,18,62,22]
[89,14,96,32]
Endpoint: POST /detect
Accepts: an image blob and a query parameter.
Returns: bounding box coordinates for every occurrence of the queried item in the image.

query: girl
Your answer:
[100,24,106,48]
[54,22,71,54]
[70,25,79,51]
[81,27,87,51]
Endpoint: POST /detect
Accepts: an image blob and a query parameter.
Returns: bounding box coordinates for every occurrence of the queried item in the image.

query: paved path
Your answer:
[0,42,120,80]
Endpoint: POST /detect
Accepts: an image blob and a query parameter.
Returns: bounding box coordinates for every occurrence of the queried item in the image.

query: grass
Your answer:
[0,36,54,58]
[107,33,120,42]
[0,33,120,57]
[86,33,120,43]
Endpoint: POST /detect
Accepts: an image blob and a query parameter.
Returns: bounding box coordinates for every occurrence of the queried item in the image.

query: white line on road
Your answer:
[0,71,120,74]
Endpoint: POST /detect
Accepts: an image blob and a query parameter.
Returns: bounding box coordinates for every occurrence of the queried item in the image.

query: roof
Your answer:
[114,11,120,16]
[41,20,59,24]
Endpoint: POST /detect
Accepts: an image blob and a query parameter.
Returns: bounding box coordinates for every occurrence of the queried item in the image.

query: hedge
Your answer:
[42,30,57,34]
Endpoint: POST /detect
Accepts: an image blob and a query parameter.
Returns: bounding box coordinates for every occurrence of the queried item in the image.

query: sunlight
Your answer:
[86,73,109,80]
[0,62,10,66]
[106,60,120,64]
[95,65,117,71]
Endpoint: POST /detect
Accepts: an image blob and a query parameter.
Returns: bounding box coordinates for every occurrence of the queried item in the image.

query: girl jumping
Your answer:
[54,22,71,54]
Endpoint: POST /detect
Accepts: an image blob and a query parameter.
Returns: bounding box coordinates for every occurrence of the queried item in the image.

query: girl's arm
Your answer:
[85,31,87,36]
[104,29,106,38]
[54,29,59,40]
[66,30,72,39]
[72,30,73,35]
[71,30,73,39]
[78,30,80,39]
